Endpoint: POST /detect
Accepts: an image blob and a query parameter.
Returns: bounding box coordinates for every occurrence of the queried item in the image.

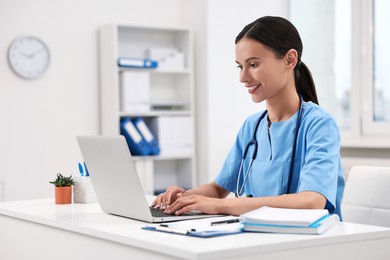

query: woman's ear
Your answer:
[285,49,298,69]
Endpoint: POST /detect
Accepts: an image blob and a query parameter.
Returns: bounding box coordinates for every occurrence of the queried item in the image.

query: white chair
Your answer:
[342,165,390,227]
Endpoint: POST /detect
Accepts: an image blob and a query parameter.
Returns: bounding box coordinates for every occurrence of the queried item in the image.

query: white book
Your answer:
[240,206,329,227]
[242,214,340,235]
[134,160,154,195]
[150,116,193,156]
[120,71,150,112]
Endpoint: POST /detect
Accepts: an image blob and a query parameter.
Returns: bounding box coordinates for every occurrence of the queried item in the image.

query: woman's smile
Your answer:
[247,84,260,94]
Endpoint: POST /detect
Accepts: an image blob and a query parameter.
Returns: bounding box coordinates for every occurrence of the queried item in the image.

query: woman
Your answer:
[152,16,345,219]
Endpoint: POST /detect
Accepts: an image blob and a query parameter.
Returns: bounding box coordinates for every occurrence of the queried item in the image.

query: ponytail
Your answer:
[295,61,319,105]
[236,16,320,105]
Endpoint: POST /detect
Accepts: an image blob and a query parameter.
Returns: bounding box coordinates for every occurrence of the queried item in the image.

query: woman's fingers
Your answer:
[151,186,185,209]
[164,195,196,214]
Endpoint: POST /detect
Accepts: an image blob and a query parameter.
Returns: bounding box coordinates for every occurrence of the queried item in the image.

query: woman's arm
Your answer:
[185,181,230,198]
[151,181,230,209]
[219,191,326,216]
[164,190,326,216]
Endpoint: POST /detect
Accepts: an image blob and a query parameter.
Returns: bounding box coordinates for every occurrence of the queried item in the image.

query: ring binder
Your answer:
[120,118,152,156]
[118,57,158,69]
[133,117,160,155]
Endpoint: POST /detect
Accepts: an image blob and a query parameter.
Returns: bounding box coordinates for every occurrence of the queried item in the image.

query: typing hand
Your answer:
[163,193,221,215]
[151,185,185,210]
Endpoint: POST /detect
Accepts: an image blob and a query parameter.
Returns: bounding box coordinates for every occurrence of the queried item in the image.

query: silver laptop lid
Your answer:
[77,135,224,223]
[77,135,154,222]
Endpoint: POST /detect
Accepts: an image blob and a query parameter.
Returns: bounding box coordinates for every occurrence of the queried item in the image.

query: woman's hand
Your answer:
[151,185,185,209]
[163,193,222,215]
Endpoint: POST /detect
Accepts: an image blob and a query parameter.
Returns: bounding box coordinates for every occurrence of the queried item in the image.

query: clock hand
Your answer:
[27,48,44,58]
[19,51,31,57]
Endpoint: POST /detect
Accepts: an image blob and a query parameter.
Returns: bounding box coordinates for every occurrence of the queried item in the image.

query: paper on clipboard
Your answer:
[142,216,243,238]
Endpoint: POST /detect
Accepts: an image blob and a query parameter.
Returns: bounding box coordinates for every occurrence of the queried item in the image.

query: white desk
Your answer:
[1,199,390,260]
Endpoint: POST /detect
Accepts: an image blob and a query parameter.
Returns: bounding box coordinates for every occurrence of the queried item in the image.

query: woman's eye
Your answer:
[250,63,257,68]
[237,65,243,70]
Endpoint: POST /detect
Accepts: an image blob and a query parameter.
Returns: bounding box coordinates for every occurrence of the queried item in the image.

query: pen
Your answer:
[156,225,189,235]
[211,218,240,226]
[83,162,90,176]
[78,162,84,176]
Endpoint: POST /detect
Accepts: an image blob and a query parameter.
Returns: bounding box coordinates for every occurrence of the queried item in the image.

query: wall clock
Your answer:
[7,36,50,80]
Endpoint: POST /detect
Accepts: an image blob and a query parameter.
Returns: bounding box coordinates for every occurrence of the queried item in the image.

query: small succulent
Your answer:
[49,173,75,187]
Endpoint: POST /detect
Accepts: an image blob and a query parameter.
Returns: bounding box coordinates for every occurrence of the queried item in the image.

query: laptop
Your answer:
[76,135,224,223]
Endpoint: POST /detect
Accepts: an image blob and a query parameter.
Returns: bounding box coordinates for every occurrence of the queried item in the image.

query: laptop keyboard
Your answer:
[150,207,176,217]
[149,207,206,217]
[149,207,172,218]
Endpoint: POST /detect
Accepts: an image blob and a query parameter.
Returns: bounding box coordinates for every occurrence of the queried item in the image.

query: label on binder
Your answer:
[136,120,153,142]
[124,121,142,143]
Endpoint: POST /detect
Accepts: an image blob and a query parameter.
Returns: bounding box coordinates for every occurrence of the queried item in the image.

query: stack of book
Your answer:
[240,206,339,235]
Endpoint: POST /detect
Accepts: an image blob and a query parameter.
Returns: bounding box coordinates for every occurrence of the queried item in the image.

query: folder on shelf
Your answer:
[118,57,158,69]
[120,71,151,113]
[146,47,185,70]
[134,160,154,195]
[150,116,193,156]
[120,118,152,156]
[133,117,160,155]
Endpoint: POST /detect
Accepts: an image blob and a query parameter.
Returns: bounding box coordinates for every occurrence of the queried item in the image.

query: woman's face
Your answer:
[235,37,291,103]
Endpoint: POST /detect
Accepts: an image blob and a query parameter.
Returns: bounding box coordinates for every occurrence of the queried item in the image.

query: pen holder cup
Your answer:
[73,177,98,203]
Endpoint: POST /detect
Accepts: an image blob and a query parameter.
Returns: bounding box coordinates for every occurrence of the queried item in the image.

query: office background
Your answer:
[0,0,389,202]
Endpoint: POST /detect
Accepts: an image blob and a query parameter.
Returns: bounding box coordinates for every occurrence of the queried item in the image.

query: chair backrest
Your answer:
[342,165,390,227]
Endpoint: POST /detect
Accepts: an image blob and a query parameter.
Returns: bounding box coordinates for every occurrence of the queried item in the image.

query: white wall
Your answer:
[178,0,288,184]
[0,0,183,201]
[0,0,288,201]
[204,0,288,182]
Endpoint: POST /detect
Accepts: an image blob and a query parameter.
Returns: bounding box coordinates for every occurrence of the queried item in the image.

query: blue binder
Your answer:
[120,118,152,156]
[133,117,160,155]
[118,57,158,69]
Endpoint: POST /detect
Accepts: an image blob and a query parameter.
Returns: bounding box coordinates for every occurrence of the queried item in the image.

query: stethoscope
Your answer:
[235,95,303,198]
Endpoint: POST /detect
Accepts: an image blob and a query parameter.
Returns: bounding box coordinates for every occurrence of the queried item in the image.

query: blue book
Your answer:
[120,118,152,156]
[133,117,160,155]
[118,57,158,69]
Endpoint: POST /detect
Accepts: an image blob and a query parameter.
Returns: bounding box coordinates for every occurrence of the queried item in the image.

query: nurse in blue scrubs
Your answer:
[152,16,345,219]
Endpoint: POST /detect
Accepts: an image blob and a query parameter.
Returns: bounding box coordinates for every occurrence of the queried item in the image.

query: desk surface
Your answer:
[1,198,390,260]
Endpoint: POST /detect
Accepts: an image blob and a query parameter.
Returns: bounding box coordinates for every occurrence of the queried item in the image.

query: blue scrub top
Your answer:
[215,101,345,219]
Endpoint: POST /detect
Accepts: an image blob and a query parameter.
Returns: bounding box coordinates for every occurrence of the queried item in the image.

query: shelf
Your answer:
[133,154,192,161]
[99,23,197,192]
[118,67,191,74]
[120,110,191,117]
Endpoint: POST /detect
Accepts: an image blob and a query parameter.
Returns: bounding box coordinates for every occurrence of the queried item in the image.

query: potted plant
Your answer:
[49,173,75,204]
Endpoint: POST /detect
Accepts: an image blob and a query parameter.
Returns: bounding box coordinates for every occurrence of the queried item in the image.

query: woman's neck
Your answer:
[266,89,300,123]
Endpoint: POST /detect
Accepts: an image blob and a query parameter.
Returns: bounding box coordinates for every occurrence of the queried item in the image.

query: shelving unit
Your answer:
[99,23,196,195]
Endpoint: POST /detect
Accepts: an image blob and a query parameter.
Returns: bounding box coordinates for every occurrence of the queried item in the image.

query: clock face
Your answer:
[8,36,50,80]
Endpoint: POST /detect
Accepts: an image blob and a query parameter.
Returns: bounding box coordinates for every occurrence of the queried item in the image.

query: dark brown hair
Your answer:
[235,16,319,105]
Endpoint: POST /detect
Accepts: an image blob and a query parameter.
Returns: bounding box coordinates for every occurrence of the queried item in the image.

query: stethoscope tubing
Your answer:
[235,95,303,198]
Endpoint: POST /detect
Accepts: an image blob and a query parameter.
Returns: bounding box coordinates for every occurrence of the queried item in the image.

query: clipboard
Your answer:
[142,216,244,238]
[142,223,244,238]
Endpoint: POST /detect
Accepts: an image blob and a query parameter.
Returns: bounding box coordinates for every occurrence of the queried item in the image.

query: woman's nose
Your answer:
[239,68,249,83]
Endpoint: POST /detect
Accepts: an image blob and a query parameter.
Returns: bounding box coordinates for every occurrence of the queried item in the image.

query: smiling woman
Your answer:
[152,16,345,220]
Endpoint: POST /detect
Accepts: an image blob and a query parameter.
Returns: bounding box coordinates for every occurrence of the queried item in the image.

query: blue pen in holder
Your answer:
[73,162,97,203]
